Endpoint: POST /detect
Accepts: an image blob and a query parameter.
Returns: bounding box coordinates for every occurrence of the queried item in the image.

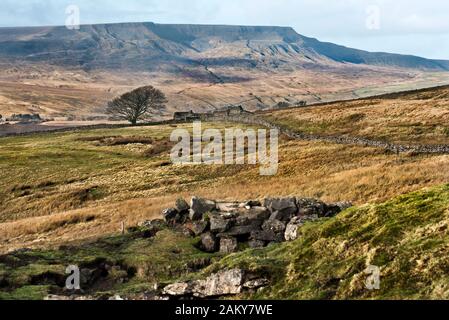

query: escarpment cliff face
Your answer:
[1,22,448,71]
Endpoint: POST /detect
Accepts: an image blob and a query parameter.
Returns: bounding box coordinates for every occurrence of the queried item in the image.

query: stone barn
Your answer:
[173,111,201,121]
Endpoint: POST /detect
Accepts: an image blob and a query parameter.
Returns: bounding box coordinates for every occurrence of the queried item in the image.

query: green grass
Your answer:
[0,227,222,300]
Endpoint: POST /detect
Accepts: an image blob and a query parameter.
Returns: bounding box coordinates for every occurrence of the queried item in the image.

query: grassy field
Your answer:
[1,122,448,253]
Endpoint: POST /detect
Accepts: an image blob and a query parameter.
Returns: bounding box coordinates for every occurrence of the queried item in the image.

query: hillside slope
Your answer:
[262,85,449,145]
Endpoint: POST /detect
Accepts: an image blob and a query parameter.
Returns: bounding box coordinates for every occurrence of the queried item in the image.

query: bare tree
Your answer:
[106,86,167,125]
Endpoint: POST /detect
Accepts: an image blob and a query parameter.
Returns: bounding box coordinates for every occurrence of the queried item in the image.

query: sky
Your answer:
[1,0,449,59]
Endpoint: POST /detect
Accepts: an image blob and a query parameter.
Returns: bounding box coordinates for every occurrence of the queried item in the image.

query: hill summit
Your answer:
[0,22,448,71]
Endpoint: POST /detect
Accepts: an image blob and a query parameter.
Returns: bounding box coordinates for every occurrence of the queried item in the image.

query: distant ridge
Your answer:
[0,22,447,72]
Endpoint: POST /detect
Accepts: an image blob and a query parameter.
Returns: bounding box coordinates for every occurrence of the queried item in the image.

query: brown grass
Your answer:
[263,85,449,145]
[1,134,448,252]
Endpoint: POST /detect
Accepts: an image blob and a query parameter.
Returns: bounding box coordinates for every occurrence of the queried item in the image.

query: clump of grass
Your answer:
[142,139,174,157]
[39,186,105,214]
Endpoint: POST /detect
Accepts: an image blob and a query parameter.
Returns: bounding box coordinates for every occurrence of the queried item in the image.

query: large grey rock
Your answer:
[190,269,245,298]
[264,197,297,213]
[200,232,218,252]
[163,282,191,296]
[216,202,240,213]
[251,230,283,242]
[235,207,270,227]
[189,209,202,221]
[220,237,238,254]
[262,219,286,233]
[162,208,178,223]
[264,197,297,221]
[218,225,259,238]
[190,197,216,220]
[210,215,233,233]
[175,198,190,213]
[191,221,209,236]
[163,269,245,298]
[296,198,327,217]
[269,210,293,222]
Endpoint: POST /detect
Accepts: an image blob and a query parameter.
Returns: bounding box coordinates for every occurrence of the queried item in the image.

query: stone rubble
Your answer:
[150,195,352,251]
[139,195,352,299]
[162,269,267,298]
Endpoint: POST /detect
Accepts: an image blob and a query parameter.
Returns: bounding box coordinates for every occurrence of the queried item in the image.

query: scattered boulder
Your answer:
[190,197,216,220]
[163,208,178,223]
[264,197,297,221]
[210,215,233,233]
[262,219,286,233]
[191,221,209,236]
[220,237,238,254]
[296,198,327,217]
[175,198,190,213]
[163,282,191,296]
[190,269,245,298]
[162,269,270,299]
[200,232,218,253]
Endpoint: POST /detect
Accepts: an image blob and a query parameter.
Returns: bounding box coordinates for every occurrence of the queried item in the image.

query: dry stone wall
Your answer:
[205,113,449,155]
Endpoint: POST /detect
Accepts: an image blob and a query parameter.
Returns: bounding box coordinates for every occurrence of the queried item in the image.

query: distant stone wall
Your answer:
[204,114,449,155]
